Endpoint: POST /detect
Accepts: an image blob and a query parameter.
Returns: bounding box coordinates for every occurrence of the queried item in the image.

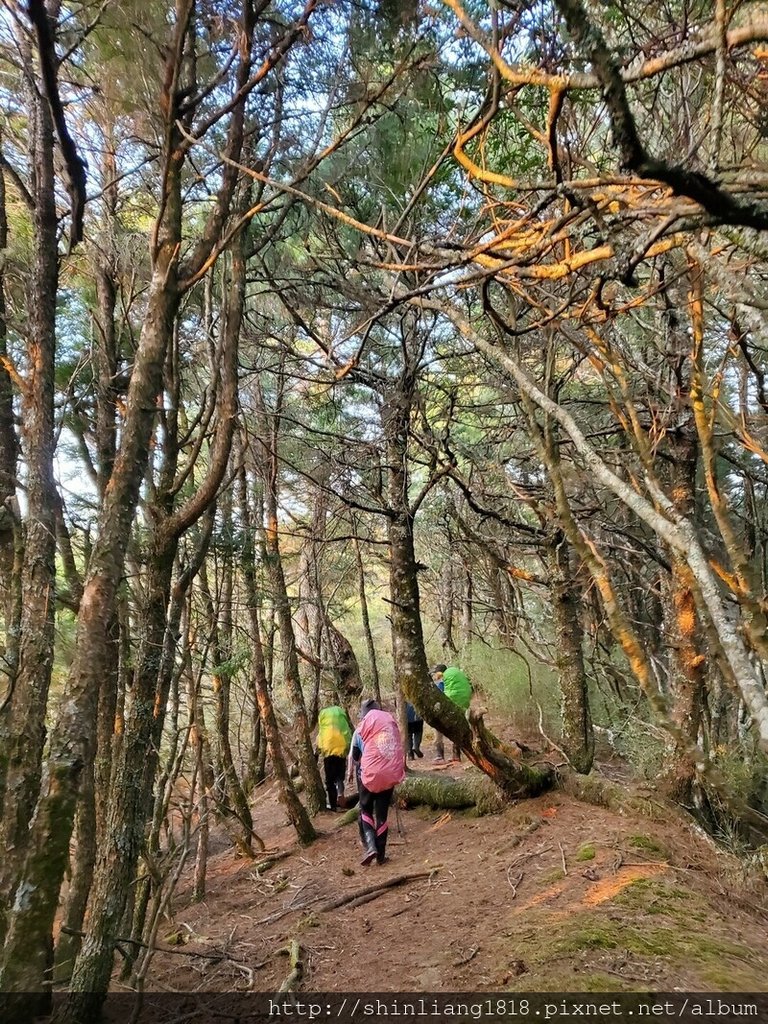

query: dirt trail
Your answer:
[135,762,768,994]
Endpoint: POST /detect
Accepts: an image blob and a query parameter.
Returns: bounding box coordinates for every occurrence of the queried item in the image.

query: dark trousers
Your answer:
[407,721,423,755]
[323,755,346,810]
[359,782,393,846]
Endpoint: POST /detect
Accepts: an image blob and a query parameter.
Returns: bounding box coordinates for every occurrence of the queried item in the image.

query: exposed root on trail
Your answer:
[278,939,303,993]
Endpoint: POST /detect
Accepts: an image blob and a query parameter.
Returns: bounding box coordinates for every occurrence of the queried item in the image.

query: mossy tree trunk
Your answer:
[0,47,59,955]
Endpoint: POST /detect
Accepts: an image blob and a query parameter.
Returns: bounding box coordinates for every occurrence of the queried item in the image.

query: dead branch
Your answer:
[320,871,437,912]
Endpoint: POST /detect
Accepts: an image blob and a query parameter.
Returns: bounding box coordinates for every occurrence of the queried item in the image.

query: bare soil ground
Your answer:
[128,753,768,995]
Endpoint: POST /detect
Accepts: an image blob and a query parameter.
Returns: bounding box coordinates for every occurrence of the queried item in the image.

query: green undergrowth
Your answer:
[628,834,666,856]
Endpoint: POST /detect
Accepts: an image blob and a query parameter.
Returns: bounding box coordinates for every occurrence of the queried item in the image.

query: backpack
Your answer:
[358,710,405,793]
[317,706,352,757]
[442,667,472,710]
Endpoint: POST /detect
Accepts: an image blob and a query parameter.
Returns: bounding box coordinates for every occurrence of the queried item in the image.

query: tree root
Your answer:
[278,938,303,993]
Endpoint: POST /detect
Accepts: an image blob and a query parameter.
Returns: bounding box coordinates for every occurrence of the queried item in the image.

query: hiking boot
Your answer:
[375,830,388,865]
[360,817,378,866]
[360,838,377,866]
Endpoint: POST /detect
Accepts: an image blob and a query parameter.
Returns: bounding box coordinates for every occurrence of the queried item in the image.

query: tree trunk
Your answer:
[382,389,552,799]
[239,463,316,844]
[52,759,97,983]
[354,531,381,700]
[438,559,458,654]
[0,107,185,996]
[658,429,705,803]
[0,67,59,955]
[201,552,256,857]
[461,569,473,644]
[0,154,21,706]
[547,527,594,774]
[258,384,325,815]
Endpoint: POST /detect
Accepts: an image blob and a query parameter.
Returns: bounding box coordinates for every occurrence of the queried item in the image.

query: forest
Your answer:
[1,0,768,1016]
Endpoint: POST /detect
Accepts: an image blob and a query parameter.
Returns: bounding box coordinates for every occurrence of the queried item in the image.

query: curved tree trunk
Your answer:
[382,384,552,799]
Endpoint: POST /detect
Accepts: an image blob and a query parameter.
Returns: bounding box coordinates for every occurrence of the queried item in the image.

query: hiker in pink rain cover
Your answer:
[347,698,405,866]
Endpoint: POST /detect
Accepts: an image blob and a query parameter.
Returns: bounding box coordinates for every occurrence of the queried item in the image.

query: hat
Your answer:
[430,664,447,675]
[360,698,380,717]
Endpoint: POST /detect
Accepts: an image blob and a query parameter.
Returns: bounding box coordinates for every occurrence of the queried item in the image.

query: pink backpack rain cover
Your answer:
[358,710,405,793]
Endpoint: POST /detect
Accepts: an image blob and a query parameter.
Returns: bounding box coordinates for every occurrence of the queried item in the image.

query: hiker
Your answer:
[431,663,473,762]
[348,698,405,866]
[406,702,424,759]
[316,705,354,812]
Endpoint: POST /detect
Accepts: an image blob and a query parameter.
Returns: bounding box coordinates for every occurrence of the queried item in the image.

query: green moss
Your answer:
[541,868,566,883]
[628,834,665,856]
[575,843,596,861]
[550,920,620,953]
[506,970,636,993]
[503,900,757,992]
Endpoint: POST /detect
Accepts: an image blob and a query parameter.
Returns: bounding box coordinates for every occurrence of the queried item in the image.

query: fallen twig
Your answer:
[59,925,239,964]
[429,812,453,831]
[320,870,436,912]
[559,842,568,875]
[506,869,523,898]
[255,881,323,925]
[509,843,552,870]
[251,850,291,874]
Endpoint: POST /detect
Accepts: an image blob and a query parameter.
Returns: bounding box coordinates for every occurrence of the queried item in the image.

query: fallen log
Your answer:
[335,806,360,827]
[396,770,506,815]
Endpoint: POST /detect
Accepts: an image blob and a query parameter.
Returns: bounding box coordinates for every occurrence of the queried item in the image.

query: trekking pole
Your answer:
[395,801,406,840]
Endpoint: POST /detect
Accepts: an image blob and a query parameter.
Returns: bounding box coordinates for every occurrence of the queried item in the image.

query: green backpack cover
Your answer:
[442,667,472,710]
[317,706,352,757]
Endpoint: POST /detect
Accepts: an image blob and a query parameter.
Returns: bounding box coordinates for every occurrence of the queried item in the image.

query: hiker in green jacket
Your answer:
[316,705,353,811]
[431,663,473,762]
